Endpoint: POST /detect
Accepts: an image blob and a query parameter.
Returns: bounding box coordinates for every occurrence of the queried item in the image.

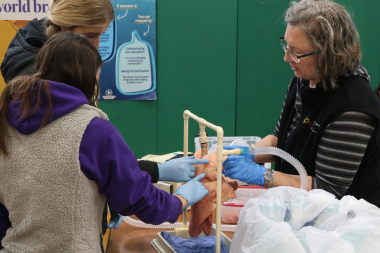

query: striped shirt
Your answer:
[274,66,375,198]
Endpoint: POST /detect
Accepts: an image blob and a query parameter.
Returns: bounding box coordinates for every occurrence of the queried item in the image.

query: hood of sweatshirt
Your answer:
[8,81,89,135]
[0,18,48,83]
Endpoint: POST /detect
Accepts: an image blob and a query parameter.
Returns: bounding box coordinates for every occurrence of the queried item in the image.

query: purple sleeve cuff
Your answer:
[166,196,182,223]
[79,118,181,224]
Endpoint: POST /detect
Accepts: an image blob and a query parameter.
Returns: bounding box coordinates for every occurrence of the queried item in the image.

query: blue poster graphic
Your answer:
[98,1,156,100]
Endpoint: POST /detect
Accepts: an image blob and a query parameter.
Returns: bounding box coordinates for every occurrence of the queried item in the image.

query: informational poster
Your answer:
[99,0,156,100]
[0,0,50,92]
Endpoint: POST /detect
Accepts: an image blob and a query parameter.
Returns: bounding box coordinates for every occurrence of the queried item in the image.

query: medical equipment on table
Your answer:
[194,136,272,170]
[181,110,242,252]
[181,110,309,252]
[122,110,309,253]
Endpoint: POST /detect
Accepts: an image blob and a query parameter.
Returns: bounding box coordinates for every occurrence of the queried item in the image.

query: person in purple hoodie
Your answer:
[1,0,207,234]
[0,32,209,253]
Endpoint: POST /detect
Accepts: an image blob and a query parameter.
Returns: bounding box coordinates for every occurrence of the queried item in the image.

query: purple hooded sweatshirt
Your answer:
[0,81,182,248]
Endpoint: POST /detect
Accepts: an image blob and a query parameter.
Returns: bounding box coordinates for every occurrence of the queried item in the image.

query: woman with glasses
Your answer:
[223,0,380,207]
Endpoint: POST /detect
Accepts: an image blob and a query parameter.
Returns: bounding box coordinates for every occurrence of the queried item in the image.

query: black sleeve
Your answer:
[138,160,159,183]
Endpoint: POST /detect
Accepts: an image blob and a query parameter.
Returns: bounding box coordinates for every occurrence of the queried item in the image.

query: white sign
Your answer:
[0,0,50,20]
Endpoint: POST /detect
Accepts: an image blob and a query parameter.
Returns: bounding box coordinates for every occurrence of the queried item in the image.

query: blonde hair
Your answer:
[285,0,361,90]
[46,0,114,36]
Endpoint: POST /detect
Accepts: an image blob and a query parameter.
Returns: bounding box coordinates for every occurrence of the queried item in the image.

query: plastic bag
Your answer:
[230,186,380,253]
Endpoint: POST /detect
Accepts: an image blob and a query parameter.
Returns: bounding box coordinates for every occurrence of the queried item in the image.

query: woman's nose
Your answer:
[284,50,292,63]
[92,37,101,49]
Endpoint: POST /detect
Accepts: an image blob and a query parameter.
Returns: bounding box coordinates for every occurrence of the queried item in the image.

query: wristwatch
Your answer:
[263,168,274,188]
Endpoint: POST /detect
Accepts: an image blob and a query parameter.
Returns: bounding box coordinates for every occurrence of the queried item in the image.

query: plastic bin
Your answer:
[194,136,262,153]
[221,201,245,223]
[194,136,271,170]
[221,186,267,223]
[234,186,267,202]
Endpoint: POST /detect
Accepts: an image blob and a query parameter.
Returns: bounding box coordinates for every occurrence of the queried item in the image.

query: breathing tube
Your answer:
[242,145,308,190]
[123,216,237,231]
[124,146,307,231]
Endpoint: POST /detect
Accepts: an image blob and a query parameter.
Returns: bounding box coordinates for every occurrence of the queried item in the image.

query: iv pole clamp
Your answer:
[183,110,237,253]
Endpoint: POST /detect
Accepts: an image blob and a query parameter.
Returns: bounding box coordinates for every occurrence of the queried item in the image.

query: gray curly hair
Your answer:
[285,0,361,90]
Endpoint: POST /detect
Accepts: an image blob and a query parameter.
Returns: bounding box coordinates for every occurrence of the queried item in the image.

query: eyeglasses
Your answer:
[279,36,315,63]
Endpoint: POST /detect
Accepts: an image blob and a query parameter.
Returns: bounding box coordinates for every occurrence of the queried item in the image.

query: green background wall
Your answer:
[99,0,380,159]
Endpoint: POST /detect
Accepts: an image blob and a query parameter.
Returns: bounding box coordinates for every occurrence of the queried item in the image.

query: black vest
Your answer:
[275,75,380,206]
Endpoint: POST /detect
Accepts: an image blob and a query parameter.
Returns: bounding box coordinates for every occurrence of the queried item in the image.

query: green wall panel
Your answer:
[334,0,380,89]
[98,100,157,158]
[156,0,237,154]
[236,0,292,139]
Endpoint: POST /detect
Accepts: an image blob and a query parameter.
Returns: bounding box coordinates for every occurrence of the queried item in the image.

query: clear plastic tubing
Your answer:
[241,146,308,190]
[123,216,237,232]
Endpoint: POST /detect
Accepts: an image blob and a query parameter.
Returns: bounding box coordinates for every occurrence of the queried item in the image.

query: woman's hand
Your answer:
[107,206,123,229]
[174,173,209,210]
[158,156,209,182]
[223,155,266,186]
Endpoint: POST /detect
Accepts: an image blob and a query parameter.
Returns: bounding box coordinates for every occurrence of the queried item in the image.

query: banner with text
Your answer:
[99,0,156,100]
[0,0,49,20]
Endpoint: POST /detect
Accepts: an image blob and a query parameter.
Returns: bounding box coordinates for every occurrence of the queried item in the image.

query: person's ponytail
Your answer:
[46,19,61,37]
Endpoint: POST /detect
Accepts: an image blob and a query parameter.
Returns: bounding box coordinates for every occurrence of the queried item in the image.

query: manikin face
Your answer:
[64,23,110,49]
[283,24,319,87]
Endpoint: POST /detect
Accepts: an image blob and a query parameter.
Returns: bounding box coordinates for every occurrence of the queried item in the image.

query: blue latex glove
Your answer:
[174,173,209,208]
[222,155,266,186]
[107,206,123,229]
[158,156,209,182]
